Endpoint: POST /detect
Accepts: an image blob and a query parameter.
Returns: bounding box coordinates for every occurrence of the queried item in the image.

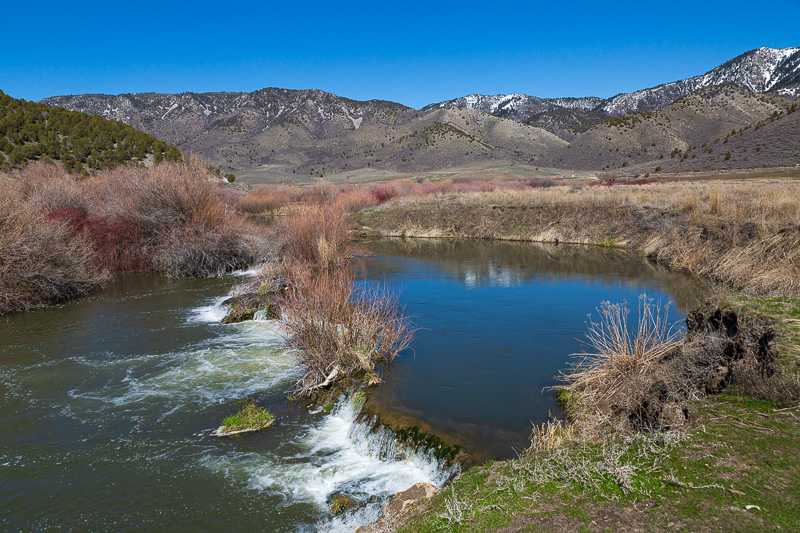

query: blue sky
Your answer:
[3,0,799,108]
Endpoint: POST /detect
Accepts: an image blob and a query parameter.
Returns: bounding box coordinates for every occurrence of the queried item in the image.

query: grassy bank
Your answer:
[357,179,800,297]
[400,393,800,532]
[0,159,263,314]
[390,296,800,532]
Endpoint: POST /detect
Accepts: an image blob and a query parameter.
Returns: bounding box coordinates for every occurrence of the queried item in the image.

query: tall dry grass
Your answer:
[361,179,800,297]
[563,296,682,399]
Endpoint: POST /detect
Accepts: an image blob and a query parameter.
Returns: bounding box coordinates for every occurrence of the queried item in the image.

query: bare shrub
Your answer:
[279,203,352,268]
[155,223,254,277]
[1,159,262,313]
[279,269,413,396]
[0,193,107,314]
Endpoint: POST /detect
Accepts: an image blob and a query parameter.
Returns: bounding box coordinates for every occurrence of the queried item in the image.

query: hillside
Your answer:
[424,46,800,123]
[0,90,181,172]
[658,102,800,172]
[43,89,564,180]
[536,85,795,171]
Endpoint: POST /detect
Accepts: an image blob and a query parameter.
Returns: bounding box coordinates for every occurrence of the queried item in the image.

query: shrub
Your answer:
[0,158,261,313]
[0,188,107,313]
[279,203,351,268]
[279,269,414,396]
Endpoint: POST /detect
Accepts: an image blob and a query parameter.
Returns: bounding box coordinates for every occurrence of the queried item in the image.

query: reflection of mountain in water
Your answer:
[356,238,710,312]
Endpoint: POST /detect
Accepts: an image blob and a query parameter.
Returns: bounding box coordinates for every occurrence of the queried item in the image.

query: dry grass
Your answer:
[361,179,800,298]
[565,296,682,399]
[279,268,413,397]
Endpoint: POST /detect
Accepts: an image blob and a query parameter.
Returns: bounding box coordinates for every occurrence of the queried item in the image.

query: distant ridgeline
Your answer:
[0,90,182,172]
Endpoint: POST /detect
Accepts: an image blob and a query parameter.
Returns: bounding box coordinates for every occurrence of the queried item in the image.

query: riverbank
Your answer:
[373,294,800,532]
[357,179,800,298]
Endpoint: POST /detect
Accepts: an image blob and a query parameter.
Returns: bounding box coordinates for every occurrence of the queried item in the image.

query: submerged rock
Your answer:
[327,492,360,515]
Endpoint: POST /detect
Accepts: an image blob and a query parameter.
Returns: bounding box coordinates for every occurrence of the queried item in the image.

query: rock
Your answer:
[221,293,279,324]
[356,482,438,532]
[660,403,688,429]
[327,492,359,516]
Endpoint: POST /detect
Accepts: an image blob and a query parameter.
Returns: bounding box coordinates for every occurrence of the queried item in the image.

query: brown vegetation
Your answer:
[0,159,262,314]
[558,298,796,440]
[359,179,800,298]
[237,176,553,216]
[279,269,413,396]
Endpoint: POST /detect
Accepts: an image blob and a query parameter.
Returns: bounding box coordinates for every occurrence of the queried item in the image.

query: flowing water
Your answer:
[0,240,708,531]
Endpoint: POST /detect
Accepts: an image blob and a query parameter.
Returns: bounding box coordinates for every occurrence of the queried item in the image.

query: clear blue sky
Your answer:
[3,0,799,109]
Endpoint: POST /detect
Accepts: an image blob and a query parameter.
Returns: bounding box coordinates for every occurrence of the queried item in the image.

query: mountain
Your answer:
[43,88,564,179]
[40,47,799,179]
[599,47,800,115]
[0,90,181,172]
[424,47,800,122]
[421,94,604,122]
[535,85,795,171]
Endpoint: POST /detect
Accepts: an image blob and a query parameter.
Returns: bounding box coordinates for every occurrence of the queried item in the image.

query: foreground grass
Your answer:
[400,394,800,532]
[393,297,800,531]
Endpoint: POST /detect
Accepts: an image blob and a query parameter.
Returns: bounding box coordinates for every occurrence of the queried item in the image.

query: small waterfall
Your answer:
[311,393,458,531]
[252,308,270,322]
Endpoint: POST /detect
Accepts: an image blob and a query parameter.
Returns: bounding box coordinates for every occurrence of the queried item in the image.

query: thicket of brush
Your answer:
[0,159,261,314]
[235,194,413,396]
[279,268,413,396]
[237,176,556,216]
[555,296,798,442]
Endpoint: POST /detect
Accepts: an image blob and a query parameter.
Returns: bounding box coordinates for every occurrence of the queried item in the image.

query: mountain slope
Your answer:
[43,88,564,178]
[0,90,181,172]
[536,85,794,171]
[657,103,800,172]
[600,47,800,115]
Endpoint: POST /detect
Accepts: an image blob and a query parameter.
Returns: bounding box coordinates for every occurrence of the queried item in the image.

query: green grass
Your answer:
[400,394,800,532]
[220,402,275,434]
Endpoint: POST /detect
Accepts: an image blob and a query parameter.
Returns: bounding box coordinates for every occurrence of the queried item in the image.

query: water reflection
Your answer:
[353,239,710,461]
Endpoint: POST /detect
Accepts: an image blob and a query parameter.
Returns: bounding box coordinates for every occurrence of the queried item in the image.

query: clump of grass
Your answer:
[525,419,575,454]
[564,295,681,399]
[218,402,275,435]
